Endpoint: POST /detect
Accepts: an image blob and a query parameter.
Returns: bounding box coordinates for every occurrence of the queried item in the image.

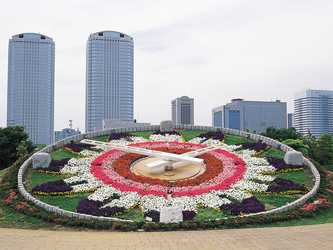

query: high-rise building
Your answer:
[212,98,287,133]
[85,31,134,132]
[294,89,333,138]
[7,33,55,145]
[171,96,194,125]
[54,128,81,143]
[288,113,294,128]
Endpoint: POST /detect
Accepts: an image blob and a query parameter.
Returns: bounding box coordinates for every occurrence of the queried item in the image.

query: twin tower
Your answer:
[7,31,134,145]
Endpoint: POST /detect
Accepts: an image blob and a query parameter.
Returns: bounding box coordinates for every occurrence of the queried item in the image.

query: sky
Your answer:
[1,0,333,132]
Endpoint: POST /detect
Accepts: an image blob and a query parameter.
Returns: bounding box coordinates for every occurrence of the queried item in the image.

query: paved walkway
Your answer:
[1,223,333,250]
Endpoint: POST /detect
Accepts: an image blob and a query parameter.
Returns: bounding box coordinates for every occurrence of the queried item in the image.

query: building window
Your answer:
[229,110,240,130]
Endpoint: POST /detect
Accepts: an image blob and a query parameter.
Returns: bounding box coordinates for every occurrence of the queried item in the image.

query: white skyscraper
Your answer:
[171,96,194,125]
[7,33,55,145]
[85,31,134,132]
[294,89,333,138]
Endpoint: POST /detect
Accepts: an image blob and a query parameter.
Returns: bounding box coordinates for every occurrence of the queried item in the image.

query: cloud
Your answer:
[1,0,333,132]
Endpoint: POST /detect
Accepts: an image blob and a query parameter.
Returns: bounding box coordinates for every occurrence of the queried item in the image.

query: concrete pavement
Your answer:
[1,223,333,249]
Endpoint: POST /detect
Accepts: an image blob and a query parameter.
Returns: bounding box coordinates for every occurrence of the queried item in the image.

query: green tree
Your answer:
[302,129,316,159]
[314,133,333,165]
[16,140,28,157]
[281,139,309,156]
[260,126,302,141]
[0,126,35,170]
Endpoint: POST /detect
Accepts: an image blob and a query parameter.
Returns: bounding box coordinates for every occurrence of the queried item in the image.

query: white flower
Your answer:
[129,136,149,144]
[187,137,205,144]
[244,172,275,182]
[217,144,242,152]
[201,138,224,146]
[103,192,141,209]
[61,157,95,175]
[170,196,197,212]
[79,149,101,157]
[213,189,252,202]
[140,195,169,213]
[149,134,184,143]
[88,186,122,201]
[195,193,231,209]
[231,180,269,192]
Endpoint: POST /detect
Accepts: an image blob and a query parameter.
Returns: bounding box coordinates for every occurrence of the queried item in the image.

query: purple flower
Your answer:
[267,177,307,193]
[236,142,268,152]
[219,196,265,215]
[198,131,225,141]
[65,142,94,152]
[32,179,72,194]
[152,130,181,136]
[35,158,70,172]
[76,198,126,217]
[108,132,134,141]
[266,157,303,172]
[144,210,160,222]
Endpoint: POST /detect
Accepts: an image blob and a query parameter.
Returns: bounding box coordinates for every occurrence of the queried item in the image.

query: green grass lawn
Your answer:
[30,171,69,189]
[37,193,91,211]
[50,149,79,160]
[224,134,253,145]
[130,131,154,139]
[258,147,285,158]
[92,135,109,142]
[178,130,208,141]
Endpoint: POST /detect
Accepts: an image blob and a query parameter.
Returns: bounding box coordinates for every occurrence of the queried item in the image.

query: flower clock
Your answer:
[32,131,308,222]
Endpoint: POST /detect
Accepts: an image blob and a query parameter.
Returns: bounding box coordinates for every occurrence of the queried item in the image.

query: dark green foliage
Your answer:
[16,141,28,157]
[314,133,333,165]
[302,130,316,159]
[281,139,310,156]
[0,126,35,170]
[260,126,302,141]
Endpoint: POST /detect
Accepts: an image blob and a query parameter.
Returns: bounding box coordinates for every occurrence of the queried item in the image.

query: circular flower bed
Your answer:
[30,131,310,222]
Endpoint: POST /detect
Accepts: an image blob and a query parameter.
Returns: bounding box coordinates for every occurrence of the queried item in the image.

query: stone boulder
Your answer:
[284,151,303,166]
[160,207,183,223]
[160,120,173,133]
[33,152,51,169]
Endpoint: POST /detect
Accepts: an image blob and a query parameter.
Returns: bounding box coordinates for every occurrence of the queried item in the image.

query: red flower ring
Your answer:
[90,142,247,198]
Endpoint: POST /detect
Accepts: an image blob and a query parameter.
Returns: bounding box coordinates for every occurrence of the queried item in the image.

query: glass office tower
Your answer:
[7,33,55,145]
[294,89,333,138]
[85,31,134,132]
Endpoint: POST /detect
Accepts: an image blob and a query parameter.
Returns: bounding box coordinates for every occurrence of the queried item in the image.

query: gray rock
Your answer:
[32,152,51,169]
[160,120,173,132]
[160,207,183,223]
[284,151,303,165]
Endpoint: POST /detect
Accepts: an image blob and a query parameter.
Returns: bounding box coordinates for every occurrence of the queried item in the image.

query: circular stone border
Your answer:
[17,124,321,222]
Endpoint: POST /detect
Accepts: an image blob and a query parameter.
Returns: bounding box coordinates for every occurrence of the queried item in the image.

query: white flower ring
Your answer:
[70,135,277,214]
